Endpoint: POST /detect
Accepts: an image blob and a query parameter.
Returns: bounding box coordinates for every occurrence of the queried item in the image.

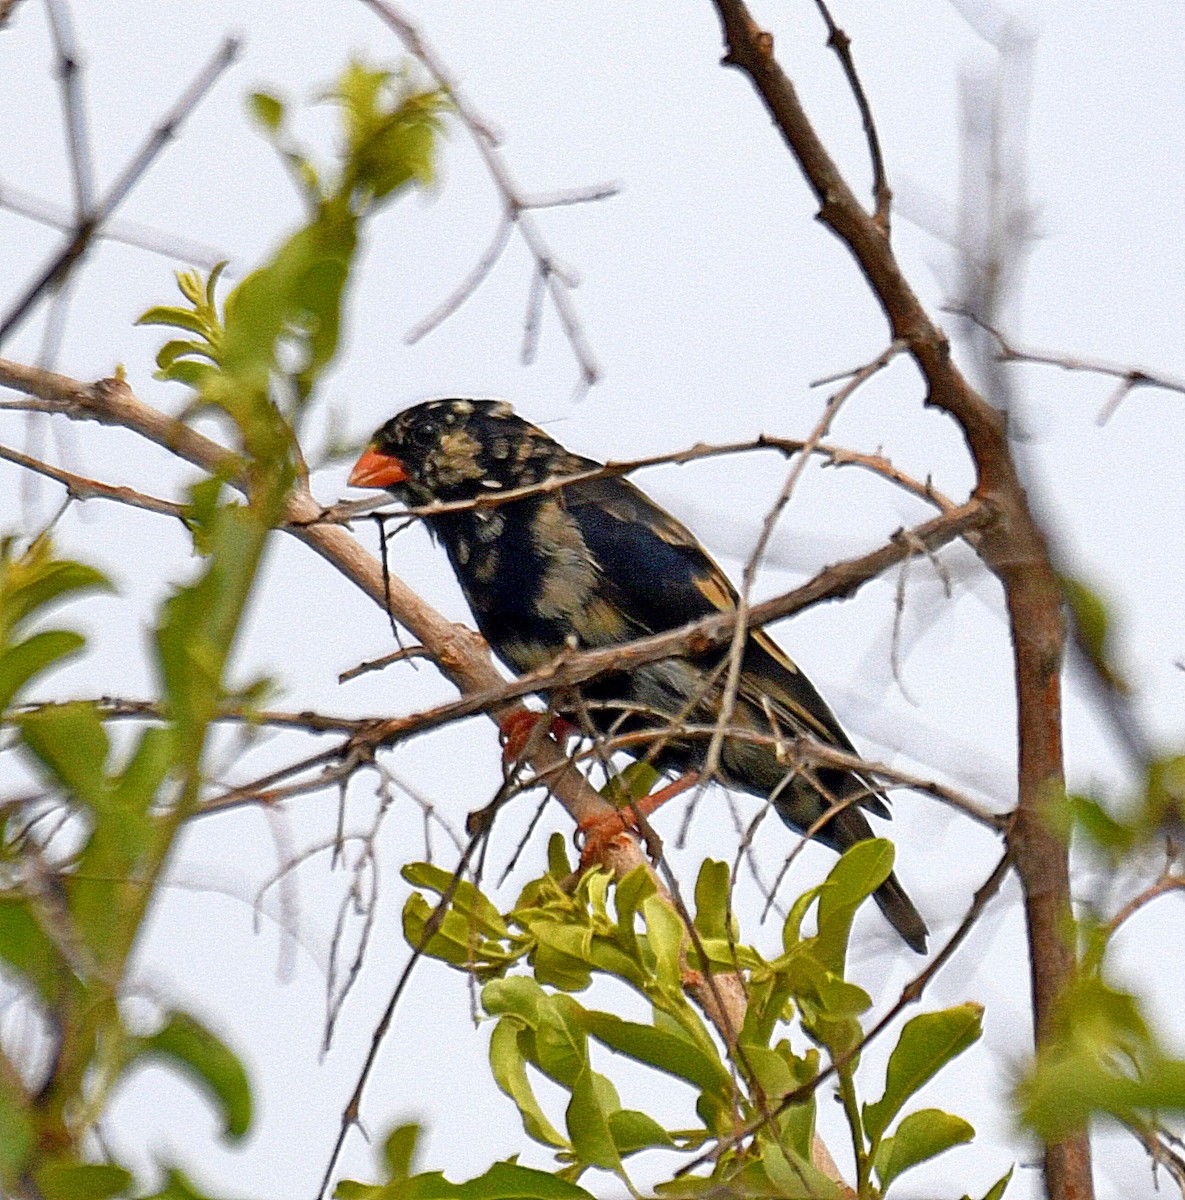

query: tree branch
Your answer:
[0,358,624,842]
[707,6,1090,1196]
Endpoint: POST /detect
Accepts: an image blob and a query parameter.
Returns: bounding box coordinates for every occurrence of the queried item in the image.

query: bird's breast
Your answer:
[431,497,626,675]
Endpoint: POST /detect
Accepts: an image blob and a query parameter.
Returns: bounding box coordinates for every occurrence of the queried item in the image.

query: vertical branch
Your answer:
[707,5,1091,1198]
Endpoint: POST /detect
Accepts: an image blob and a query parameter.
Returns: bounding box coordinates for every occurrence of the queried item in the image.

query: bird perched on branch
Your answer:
[349,398,928,953]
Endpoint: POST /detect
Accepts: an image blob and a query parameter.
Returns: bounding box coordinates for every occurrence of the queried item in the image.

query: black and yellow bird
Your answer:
[349,398,928,953]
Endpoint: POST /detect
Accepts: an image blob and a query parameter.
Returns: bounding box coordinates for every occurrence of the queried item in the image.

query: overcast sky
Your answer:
[2,2,1184,1198]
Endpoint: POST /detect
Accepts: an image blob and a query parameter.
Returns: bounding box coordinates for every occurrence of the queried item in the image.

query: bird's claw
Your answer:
[575,770,700,868]
[498,710,576,765]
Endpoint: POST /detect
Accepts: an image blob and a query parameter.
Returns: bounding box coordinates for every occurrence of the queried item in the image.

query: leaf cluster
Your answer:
[372,837,1006,1200]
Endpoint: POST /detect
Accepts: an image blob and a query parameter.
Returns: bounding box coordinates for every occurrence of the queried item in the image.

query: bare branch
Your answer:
[0,178,229,271]
[810,0,890,228]
[1104,873,1185,940]
[956,308,1185,419]
[357,0,605,395]
[707,6,1089,1194]
[45,0,95,218]
[0,359,626,841]
[0,442,186,521]
[403,216,513,344]
[0,36,240,346]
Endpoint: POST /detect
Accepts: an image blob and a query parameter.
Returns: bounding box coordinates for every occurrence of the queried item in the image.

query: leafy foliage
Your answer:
[380,838,995,1199]
[336,1123,598,1200]
[0,57,444,1198]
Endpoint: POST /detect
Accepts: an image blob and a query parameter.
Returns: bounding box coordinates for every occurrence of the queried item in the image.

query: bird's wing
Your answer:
[561,474,878,763]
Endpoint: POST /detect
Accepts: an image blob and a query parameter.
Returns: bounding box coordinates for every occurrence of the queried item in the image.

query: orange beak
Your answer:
[348,446,408,489]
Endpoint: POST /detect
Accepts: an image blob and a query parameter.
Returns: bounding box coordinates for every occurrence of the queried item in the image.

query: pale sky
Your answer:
[2,2,1184,1197]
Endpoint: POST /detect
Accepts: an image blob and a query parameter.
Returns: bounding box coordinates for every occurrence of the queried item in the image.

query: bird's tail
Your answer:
[873,871,929,954]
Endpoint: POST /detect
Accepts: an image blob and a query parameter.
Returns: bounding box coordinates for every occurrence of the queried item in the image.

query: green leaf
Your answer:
[530,922,594,992]
[813,838,894,975]
[963,1166,1014,1200]
[1059,574,1124,692]
[782,885,821,953]
[19,701,110,809]
[0,1071,33,1191]
[0,543,110,634]
[249,91,286,133]
[566,1066,622,1173]
[0,630,84,711]
[488,1019,568,1149]
[641,893,684,996]
[156,502,274,752]
[546,832,572,878]
[608,1108,674,1155]
[582,1008,732,1097]
[600,762,660,808]
[873,1108,974,1190]
[733,1144,840,1199]
[108,725,175,826]
[136,306,210,336]
[534,995,588,1087]
[402,863,509,940]
[159,360,218,389]
[740,1043,796,1098]
[155,339,217,372]
[741,970,796,1049]
[139,1169,219,1200]
[32,1161,133,1200]
[1021,1048,1185,1137]
[1146,755,1185,832]
[0,897,60,1002]
[483,975,548,1025]
[610,865,656,964]
[1064,793,1134,856]
[137,1010,252,1140]
[692,859,732,942]
[444,1160,596,1200]
[400,892,518,976]
[382,1123,421,1181]
[863,1003,983,1144]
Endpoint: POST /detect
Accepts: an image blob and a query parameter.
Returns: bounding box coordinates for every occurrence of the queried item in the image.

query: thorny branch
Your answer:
[810,0,890,229]
[309,429,961,526]
[0,357,621,842]
[699,339,908,821]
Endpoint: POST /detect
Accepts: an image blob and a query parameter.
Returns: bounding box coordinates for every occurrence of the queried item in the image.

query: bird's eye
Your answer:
[407,421,439,450]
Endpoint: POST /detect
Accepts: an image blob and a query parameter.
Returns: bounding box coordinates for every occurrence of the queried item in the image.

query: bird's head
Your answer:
[348,398,586,505]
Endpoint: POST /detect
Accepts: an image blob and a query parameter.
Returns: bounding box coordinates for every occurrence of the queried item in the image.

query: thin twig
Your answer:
[0,442,186,520]
[357,0,607,394]
[0,36,240,345]
[338,645,429,683]
[953,307,1185,419]
[0,179,228,270]
[44,0,94,219]
[810,0,890,229]
[1104,873,1185,940]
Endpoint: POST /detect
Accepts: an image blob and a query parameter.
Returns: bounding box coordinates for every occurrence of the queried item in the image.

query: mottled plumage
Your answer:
[350,399,928,952]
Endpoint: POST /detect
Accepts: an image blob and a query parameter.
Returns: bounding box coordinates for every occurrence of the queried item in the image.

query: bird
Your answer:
[348,398,928,953]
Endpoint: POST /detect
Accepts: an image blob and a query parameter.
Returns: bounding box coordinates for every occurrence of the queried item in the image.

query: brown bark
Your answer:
[707,6,1092,1197]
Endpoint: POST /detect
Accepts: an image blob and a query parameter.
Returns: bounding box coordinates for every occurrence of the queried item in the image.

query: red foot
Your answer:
[498,710,577,765]
[577,770,701,868]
